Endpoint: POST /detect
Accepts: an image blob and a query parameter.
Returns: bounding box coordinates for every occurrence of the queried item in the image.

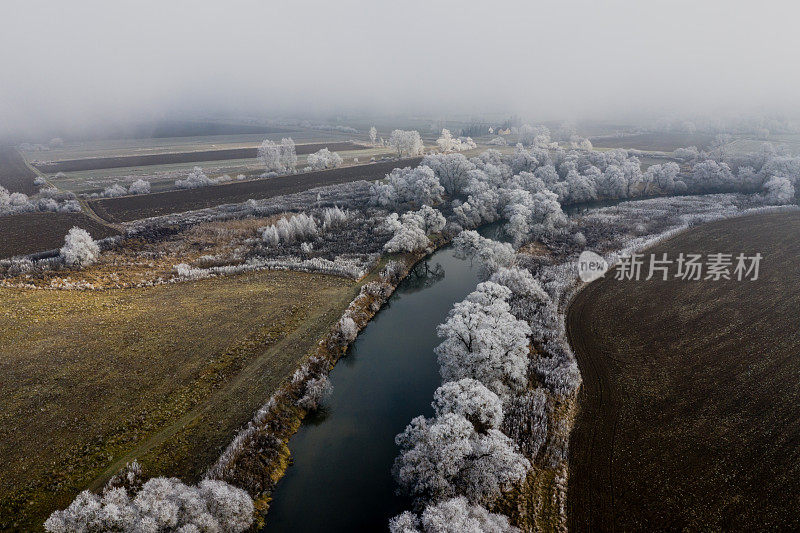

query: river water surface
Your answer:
[262,225,502,532]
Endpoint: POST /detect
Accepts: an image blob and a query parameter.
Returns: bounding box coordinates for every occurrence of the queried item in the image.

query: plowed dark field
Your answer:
[0,147,38,195]
[591,132,714,152]
[0,212,119,259]
[567,211,800,531]
[33,142,363,173]
[89,157,422,222]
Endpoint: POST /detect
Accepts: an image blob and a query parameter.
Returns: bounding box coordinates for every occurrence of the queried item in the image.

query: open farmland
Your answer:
[0,212,119,259]
[33,142,364,173]
[0,268,360,530]
[89,157,423,222]
[0,146,39,195]
[567,211,800,531]
[591,132,715,152]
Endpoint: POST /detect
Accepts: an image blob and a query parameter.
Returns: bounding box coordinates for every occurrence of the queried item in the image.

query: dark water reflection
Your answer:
[261,227,500,532]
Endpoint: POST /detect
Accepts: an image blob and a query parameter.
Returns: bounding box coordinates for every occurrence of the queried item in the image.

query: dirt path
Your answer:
[566,211,800,531]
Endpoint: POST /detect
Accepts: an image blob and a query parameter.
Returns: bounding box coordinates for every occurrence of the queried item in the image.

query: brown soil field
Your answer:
[0,268,361,530]
[591,132,714,152]
[0,146,39,195]
[567,211,800,531]
[89,157,423,222]
[0,212,119,259]
[33,142,363,173]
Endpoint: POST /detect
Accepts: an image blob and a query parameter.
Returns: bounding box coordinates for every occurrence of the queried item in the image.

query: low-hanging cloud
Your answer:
[2,0,799,139]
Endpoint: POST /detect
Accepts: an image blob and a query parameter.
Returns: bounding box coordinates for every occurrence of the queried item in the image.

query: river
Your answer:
[262,224,502,532]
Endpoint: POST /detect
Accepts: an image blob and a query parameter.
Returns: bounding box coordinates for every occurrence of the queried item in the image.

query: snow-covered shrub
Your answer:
[128,179,151,195]
[380,260,407,284]
[389,497,518,533]
[60,227,100,267]
[44,477,253,533]
[261,213,318,245]
[298,375,332,411]
[101,184,128,197]
[307,148,343,170]
[175,167,219,189]
[34,176,47,186]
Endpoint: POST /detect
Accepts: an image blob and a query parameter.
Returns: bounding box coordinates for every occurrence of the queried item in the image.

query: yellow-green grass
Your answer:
[0,269,360,530]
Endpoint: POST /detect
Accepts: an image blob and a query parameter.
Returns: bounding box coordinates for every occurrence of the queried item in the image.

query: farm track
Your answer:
[0,146,38,195]
[89,157,423,223]
[566,212,800,531]
[32,142,364,173]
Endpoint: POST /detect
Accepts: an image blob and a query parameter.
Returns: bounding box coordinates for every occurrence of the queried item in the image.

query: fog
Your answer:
[2,0,799,139]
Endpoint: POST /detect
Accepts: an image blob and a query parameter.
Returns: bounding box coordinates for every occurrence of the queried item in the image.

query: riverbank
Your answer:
[203,235,450,527]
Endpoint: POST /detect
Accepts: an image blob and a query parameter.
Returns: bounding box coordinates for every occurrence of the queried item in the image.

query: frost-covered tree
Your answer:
[307,148,344,170]
[762,175,795,204]
[128,179,151,195]
[393,412,529,504]
[435,282,531,397]
[489,267,549,323]
[432,379,504,433]
[452,231,515,280]
[369,126,378,145]
[258,137,297,173]
[44,477,253,533]
[422,153,476,196]
[690,159,735,192]
[372,165,444,208]
[102,184,128,197]
[644,162,681,194]
[383,206,444,254]
[389,497,518,533]
[390,130,425,157]
[60,227,100,267]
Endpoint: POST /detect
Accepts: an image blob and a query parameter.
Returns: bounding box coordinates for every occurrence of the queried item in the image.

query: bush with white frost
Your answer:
[128,179,151,195]
[44,477,253,533]
[60,227,100,267]
[307,148,343,170]
[175,167,220,189]
[297,375,332,411]
[389,497,518,533]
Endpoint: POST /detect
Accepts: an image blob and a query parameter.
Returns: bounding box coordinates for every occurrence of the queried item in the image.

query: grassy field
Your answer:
[567,212,800,531]
[0,268,361,530]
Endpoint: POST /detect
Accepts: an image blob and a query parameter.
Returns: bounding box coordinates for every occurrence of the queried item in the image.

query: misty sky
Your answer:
[2,0,799,138]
